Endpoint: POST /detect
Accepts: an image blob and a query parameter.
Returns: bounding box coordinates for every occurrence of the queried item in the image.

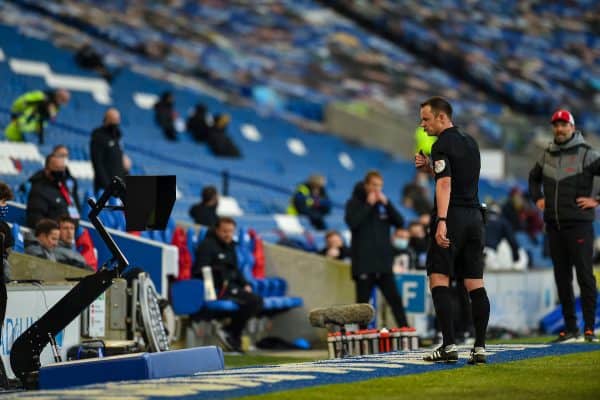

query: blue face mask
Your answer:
[0,205,8,219]
[393,238,409,250]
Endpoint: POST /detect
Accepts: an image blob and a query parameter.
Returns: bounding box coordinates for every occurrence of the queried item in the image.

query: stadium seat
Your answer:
[11,223,24,253]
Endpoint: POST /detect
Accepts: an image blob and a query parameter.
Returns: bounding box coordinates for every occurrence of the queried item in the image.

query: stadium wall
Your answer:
[263,243,355,344]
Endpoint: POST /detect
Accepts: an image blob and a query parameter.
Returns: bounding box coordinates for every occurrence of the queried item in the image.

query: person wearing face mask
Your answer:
[529,109,600,343]
[407,221,429,268]
[18,145,81,214]
[0,182,14,221]
[90,108,127,193]
[392,228,416,273]
[26,154,79,228]
[51,145,81,211]
[345,170,409,329]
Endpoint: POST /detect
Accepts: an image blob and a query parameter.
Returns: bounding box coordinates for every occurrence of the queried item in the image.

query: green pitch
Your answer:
[236,352,599,400]
[224,338,599,400]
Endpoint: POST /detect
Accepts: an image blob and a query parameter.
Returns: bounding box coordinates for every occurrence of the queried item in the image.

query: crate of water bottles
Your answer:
[327,327,419,358]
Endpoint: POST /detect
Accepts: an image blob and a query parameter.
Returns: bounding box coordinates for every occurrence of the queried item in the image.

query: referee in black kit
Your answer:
[415,97,489,364]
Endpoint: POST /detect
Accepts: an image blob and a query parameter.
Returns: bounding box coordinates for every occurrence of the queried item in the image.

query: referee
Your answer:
[415,97,489,364]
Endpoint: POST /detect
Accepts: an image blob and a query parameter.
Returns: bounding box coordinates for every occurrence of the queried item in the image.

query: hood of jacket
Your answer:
[548,131,586,153]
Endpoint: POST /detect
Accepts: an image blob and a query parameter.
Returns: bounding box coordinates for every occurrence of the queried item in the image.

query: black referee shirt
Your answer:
[431,126,481,209]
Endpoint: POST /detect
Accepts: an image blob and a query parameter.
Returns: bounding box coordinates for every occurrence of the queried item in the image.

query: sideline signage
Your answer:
[1,284,81,378]
[395,272,427,314]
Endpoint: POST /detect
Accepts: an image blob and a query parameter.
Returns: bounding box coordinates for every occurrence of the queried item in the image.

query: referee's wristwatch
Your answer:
[437,216,447,223]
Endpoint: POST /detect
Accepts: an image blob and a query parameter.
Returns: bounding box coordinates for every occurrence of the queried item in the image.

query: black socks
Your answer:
[431,286,455,347]
[469,287,490,348]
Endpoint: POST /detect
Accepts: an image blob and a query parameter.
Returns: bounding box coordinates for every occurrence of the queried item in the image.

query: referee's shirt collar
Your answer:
[439,126,458,136]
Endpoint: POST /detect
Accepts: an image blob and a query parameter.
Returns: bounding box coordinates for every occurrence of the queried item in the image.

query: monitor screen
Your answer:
[124,175,176,231]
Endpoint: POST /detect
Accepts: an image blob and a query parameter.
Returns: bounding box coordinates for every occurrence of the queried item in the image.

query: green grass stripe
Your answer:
[237,350,600,400]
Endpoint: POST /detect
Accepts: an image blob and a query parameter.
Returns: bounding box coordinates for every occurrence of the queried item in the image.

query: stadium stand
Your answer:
[1,0,579,150]
[0,4,559,262]
[328,0,600,136]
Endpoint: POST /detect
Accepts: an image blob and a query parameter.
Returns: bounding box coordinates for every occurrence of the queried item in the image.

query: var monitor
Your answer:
[124,175,176,231]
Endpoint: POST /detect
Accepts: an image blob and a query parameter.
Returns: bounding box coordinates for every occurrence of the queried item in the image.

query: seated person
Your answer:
[319,230,350,261]
[189,186,219,227]
[408,221,429,268]
[402,171,433,215]
[25,219,60,262]
[287,174,331,230]
[55,216,94,271]
[484,203,522,269]
[206,114,241,158]
[75,43,114,82]
[192,217,262,352]
[186,103,212,143]
[391,228,417,272]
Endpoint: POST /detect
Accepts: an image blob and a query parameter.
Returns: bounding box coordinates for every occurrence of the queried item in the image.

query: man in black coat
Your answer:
[26,154,79,228]
[186,103,212,143]
[154,92,177,141]
[192,217,262,352]
[345,170,408,328]
[189,186,219,227]
[529,109,600,342]
[90,108,127,193]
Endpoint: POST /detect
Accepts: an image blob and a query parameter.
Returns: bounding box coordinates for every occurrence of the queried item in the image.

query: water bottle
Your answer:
[202,266,217,301]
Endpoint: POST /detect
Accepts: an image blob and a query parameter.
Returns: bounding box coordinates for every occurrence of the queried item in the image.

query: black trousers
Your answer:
[223,290,263,338]
[547,223,597,332]
[355,273,408,328]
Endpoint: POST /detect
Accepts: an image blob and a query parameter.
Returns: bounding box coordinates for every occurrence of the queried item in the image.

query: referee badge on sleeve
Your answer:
[434,160,446,174]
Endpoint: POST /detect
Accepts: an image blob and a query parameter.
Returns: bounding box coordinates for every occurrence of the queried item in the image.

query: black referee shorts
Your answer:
[426,207,485,279]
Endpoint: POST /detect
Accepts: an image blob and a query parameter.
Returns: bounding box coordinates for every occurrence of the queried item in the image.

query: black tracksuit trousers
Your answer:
[355,273,408,328]
[547,222,597,332]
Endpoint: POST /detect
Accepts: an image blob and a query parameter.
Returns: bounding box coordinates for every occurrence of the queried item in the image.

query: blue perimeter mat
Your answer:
[6,344,599,399]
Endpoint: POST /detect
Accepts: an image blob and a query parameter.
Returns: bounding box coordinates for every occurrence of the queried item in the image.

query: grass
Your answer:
[488,335,554,344]
[237,350,600,400]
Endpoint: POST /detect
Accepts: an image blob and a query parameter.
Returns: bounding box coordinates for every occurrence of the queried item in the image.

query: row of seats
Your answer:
[328,0,600,137]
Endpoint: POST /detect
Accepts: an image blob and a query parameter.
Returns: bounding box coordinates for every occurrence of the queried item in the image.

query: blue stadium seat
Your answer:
[170,279,239,317]
[11,223,24,253]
